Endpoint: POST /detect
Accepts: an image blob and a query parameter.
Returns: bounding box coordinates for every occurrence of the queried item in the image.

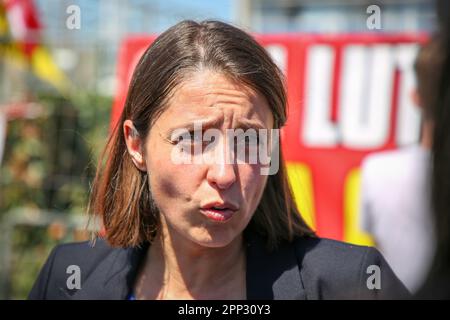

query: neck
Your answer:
[420,120,434,150]
[135,222,246,299]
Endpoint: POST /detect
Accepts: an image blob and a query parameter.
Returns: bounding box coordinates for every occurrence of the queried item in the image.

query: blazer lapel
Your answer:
[245,230,306,300]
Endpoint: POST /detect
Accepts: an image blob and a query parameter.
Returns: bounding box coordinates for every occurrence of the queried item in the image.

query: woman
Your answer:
[29,20,408,300]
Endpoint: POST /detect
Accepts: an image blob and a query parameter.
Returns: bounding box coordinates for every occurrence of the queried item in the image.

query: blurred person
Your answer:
[359,38,444,293]
[28,20,407,300]
[417,0,450,299]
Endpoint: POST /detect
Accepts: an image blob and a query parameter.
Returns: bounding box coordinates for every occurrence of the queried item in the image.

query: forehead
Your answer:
[158,71,273,128]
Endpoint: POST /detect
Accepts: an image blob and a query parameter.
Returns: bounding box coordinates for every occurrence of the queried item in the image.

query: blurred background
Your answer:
[0,0,437,299]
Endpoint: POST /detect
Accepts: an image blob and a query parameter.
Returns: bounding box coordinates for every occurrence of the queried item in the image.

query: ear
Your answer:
[123,119,147,172]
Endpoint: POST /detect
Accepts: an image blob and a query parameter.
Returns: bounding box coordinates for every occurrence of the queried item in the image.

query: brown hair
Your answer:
[414,37,445,120]
[88,20,315,250]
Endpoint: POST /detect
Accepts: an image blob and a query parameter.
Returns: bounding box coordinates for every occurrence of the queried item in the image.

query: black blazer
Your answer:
[28,230,409,300]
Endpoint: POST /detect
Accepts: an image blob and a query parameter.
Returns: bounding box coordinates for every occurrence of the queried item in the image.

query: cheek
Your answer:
[239,165,268,206]
[147,151,202,206]
[145,135,186,198]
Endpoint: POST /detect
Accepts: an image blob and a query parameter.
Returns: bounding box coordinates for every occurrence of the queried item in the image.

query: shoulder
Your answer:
[28,238,122,300]
[293,237,378,277]
[294,236,371,263]
[291,236,410,299]
[50,238,115,257]
[360,148,420,198]
[42,238,119,273]
[361,146,426,176]
[361,149,405,174]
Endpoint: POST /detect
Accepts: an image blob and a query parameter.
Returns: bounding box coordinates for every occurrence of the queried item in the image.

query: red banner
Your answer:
[112,33,428,245]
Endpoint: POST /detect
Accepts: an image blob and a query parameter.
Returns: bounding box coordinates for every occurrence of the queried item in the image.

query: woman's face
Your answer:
[130,70,274,248]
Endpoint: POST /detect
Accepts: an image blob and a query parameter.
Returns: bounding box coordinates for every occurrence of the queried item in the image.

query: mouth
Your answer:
[200,202,239,222]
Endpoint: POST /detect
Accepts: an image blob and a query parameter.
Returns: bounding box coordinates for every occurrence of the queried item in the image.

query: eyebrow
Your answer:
[237,118,266,130]
[168,117,267,131]
[177,118,221,131]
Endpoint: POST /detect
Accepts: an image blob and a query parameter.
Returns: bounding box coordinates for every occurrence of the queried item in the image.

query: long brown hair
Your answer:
[88,20,315,250]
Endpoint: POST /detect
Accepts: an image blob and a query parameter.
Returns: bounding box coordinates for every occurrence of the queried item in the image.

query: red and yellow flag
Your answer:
[0,0,69,93]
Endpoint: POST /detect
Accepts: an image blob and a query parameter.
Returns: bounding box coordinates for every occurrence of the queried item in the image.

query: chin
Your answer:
[189,229,240,249]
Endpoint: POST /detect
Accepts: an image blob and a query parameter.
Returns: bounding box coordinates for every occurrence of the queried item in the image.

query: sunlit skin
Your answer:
[411,89,434,149]
[123,70,273,299]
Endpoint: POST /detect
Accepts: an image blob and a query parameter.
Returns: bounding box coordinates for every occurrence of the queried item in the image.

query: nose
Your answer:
[207,161,237,190]
[206,140,237,190]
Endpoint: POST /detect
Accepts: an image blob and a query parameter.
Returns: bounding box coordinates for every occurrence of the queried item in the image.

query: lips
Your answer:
[200,201,239,222]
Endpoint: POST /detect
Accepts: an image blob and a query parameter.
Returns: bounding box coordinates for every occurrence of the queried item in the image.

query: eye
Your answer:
[235,133,259,148]
[175,131,207,146]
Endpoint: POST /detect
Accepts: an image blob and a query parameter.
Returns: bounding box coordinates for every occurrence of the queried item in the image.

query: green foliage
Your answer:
[0,92,112,299]
[9,225,58,300]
